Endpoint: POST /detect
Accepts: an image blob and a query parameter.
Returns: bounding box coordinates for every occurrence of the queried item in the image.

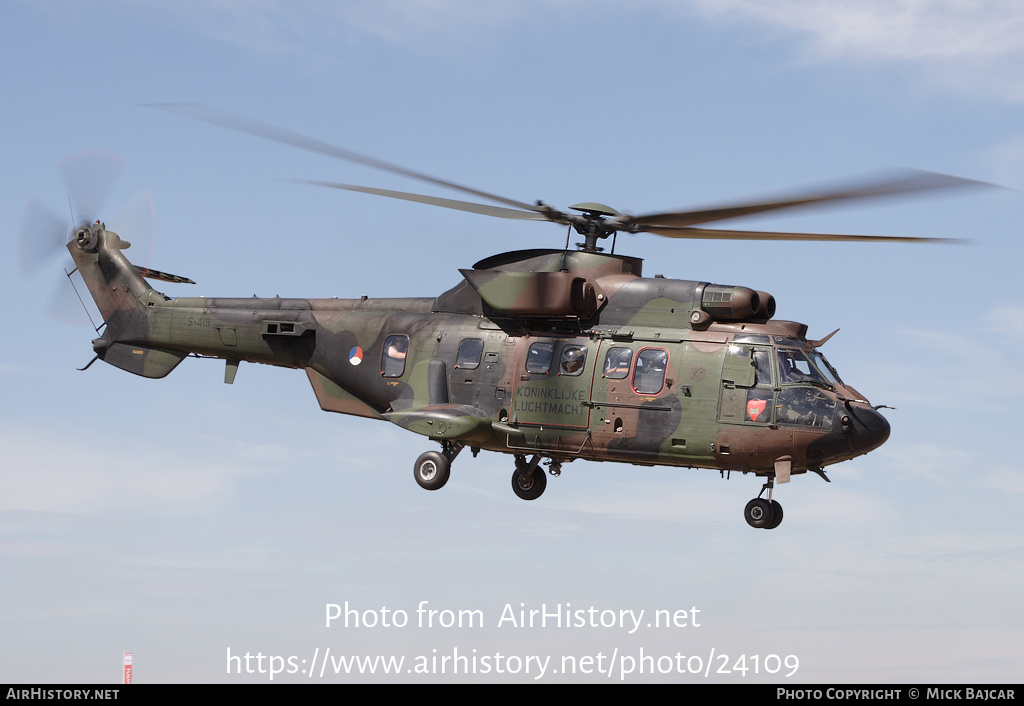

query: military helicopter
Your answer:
[51,106,981,529]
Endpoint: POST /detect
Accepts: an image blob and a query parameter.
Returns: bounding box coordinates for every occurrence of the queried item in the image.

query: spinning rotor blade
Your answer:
[18,199,69,275]
[306,182,551,221]
[61,152,124,224]
[149,103,550,216]
[634,225,965,244]
[152,104,989,250]
[106,189,158,264]
[21,154,161,326]
[19,153,126,276]
[622,170,988,230]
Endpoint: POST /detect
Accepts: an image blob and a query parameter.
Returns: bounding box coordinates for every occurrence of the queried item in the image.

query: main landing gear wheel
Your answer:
[512,467,546,500]
[511,456,547,501]
[744,498,783,529]
[413,451,450,491]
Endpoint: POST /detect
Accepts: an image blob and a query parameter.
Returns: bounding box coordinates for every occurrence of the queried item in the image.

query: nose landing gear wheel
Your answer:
[744,498,772,528]
[744,498,783,529]
[413,450,450,491]
[764,500,783,529]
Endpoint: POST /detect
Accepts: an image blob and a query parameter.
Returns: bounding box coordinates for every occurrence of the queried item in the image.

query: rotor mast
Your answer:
[566,202,622,253]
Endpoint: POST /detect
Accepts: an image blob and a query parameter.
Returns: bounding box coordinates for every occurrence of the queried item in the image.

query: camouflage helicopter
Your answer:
[55,106,979,529]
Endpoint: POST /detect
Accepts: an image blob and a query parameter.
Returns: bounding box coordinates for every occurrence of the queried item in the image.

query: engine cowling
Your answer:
[691,284,776,328]
[460,269,606,320]
[701,284,764,321]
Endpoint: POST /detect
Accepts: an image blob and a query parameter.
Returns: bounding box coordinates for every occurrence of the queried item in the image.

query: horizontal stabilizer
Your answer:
[135,266,195,284]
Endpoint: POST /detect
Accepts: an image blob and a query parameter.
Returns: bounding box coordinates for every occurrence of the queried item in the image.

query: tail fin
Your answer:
[68,221,187,378]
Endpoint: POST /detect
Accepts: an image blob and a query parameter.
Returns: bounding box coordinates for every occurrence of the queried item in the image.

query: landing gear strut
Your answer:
[412,446,560,499]
[413,441,463,491]
[511,454,547,501]
[744,478,783,529]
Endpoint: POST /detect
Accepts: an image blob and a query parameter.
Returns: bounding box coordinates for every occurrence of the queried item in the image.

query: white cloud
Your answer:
[685,0,1024,99]
[64,0,539,59]
[688,0,1023,59]
[984,303,1024,340]
[29,0,1024,100]
[880,442,967,484]
[978,466,1024,494]
[0,424,270,513]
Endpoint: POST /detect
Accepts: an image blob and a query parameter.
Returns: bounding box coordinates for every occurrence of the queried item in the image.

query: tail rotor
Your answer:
[18,153,156,326]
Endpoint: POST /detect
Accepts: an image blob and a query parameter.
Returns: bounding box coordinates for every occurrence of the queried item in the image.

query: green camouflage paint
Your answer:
[68,223,891,525]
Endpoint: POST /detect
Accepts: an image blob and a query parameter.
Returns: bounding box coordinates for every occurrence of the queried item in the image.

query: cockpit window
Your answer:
[777,387,836,429]
[733,334,771,345]
[777,348,832,387]
[808,350,843,386]
[752,349,772,386]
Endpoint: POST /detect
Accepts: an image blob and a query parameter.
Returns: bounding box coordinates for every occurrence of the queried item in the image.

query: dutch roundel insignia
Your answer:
[349,346,363,365]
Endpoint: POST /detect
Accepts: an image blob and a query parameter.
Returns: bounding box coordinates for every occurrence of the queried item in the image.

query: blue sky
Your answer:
[2,0,1022,683]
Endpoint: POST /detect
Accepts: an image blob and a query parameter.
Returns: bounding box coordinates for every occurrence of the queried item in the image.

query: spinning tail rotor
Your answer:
[19,153,163,325]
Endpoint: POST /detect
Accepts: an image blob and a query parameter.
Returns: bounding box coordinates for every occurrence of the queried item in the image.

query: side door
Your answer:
[445,331,511,411]
[588,342,679,457]
[718,343,775,425]
[509,336,597,429]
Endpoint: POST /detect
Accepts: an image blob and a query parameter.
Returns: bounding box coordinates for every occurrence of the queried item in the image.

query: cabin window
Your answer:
[603,347,632,379]
[632,348,668,395]
[525,342,554,374]
[559,345,587,376]
[381,335,409,378]
[456,338,483,369]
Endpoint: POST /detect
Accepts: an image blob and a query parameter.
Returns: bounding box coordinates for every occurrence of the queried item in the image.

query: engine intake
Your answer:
[700,284,764,321]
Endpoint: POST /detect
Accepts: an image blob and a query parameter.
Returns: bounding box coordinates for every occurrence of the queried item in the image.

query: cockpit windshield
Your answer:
[777,348,838,388]
[807,350,843,386]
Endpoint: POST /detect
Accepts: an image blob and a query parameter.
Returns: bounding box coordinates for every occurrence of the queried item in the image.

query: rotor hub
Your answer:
[566,204,623,252]
[75,221,104,253]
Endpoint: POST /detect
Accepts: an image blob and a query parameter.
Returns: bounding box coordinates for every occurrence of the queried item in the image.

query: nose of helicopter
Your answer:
[847,404,891,455]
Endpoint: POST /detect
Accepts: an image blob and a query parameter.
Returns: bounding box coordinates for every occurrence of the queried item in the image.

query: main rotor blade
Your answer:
[306,181,553,221]
[637,224,967,244]
[149,103,546,215]
[623,170,988,229]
